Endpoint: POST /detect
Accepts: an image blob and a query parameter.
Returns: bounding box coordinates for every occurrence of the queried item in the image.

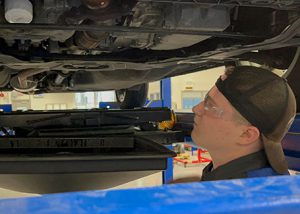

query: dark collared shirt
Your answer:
[201,150,288,181]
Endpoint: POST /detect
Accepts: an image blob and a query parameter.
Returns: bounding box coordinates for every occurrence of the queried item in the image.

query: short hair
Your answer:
[231,107,251,126]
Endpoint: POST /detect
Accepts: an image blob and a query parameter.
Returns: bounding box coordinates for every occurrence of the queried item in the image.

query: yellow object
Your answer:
[177,153,190,160]
[158,110,176,130]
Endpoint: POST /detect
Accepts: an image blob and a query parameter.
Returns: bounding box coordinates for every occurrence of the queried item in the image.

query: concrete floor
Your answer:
[0,188,38,199]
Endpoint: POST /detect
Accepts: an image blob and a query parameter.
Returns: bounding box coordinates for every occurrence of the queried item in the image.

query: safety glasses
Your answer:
[203,93,224,118]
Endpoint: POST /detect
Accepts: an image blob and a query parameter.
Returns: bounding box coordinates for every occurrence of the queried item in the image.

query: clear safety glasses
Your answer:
[203,93,224,118]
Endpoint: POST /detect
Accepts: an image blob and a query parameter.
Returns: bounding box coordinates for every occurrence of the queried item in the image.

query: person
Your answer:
[190,66,296,181]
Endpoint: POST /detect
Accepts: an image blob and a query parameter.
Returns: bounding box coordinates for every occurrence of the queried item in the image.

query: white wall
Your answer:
[147,67,225,110]
[148,81,161,100]
[29,93,76,110]
[171,66,225,110]
[2,91,76,110]
[0,92,10,105]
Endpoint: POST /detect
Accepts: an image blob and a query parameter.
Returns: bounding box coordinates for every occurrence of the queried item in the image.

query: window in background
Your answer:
[181,90,207,111]
[75,91,116,109]
[46,103,67,110]
[171,66,225,111]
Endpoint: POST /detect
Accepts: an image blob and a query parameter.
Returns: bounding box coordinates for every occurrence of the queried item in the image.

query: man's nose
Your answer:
[192,101,204,115]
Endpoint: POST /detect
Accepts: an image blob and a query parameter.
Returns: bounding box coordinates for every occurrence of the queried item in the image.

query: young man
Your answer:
[191,66,296,181]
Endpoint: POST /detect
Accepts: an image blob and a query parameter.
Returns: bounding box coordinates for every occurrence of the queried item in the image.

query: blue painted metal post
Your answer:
[160,78,173,184]
[0,104,12,112]
[161,78,171,108]
[163,145,174,184]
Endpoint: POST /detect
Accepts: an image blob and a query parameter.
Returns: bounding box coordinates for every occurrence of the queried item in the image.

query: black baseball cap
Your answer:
[215,66,296,174]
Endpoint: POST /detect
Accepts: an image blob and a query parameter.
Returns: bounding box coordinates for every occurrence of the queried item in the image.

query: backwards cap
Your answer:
[216,66,296,174]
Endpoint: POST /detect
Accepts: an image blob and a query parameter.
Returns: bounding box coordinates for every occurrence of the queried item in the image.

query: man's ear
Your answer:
[239,126,260,145]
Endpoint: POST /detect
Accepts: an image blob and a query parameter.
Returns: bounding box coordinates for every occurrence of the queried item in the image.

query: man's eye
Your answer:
[206,101,213,108]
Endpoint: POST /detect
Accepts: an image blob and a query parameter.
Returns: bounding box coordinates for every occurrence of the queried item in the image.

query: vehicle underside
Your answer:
[0,0,299,94]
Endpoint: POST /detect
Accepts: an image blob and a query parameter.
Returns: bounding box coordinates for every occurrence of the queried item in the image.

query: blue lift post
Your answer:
[146,78,173,183]
[0,104,12,112]
[160,78,174,184]
[161,78,172,109]
[1,175,300,214]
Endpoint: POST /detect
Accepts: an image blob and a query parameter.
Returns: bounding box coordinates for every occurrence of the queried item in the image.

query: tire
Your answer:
[115,83,149,109]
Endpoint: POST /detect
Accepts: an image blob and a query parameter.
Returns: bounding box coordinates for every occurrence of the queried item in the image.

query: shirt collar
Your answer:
[201,150,269,181]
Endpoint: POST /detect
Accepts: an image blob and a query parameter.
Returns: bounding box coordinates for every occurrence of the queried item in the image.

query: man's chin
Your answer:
[191,132,203,147]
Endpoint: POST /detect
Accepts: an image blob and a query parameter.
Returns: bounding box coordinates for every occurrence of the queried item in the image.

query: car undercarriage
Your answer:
[0,0,299,96]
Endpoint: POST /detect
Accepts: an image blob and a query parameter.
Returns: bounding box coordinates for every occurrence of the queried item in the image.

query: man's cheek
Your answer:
[192,126,201,138]
[191,131,202,146]
[192,125,203,140]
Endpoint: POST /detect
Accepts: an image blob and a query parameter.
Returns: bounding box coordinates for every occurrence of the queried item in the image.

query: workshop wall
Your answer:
[0,92,10,105]
[30,93,76,110]
[171,66,225,111]
[147,67,225,110]
[3,91,76,110]
[148,81,161,100]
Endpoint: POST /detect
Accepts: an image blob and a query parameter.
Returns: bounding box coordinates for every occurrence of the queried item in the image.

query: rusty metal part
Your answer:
[82,0,111,10]
[57,0,137,49]
[9,68,48,92]
[10,75,37,93]
[17,68,48,89]
[74,30,109,49]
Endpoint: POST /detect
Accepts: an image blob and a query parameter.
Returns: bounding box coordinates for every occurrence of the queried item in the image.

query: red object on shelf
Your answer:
[0,92,4,98]
[174,147,211,167]
[193,148,211,164]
